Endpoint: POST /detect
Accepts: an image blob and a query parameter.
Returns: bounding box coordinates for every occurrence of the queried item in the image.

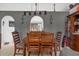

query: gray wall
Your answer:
[0,11,69,41]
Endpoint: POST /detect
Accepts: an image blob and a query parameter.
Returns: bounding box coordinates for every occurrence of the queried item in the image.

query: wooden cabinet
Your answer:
[68,11,79,52]
[68,4,79,52]
[73,35,79,51]
[69,16,76,33]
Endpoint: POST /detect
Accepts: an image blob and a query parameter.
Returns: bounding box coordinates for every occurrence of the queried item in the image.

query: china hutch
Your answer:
[68,4,79,52]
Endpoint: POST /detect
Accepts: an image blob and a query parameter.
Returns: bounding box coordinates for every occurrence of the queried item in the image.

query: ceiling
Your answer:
[0,3,70,12]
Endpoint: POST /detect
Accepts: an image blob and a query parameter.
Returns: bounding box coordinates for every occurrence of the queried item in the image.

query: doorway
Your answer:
[1,16,15,48]
[30,16,44,31]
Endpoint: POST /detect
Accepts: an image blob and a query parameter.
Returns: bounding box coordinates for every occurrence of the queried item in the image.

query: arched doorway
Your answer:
[1,16,15,48]
[30,16,44,31]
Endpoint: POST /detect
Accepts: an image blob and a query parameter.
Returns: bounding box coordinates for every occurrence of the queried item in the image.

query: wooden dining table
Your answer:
[23,32,57,56]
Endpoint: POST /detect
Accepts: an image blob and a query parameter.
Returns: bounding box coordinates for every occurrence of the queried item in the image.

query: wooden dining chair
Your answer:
[12,31,26,56]
[55,32,62,51]
[41,32,56,56]
[27,32,41,56]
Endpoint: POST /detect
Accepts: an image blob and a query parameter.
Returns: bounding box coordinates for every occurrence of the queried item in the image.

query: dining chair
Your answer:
[41,32,56,56]
[55,32,62,51]
[27,32,41,56]
[12,31,26,56]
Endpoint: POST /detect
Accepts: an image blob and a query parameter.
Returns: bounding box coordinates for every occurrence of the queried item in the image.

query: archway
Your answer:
[1,16,15,48]
[30,16,44,31]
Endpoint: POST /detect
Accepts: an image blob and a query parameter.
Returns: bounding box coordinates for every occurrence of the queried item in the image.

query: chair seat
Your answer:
[16,42,24,49]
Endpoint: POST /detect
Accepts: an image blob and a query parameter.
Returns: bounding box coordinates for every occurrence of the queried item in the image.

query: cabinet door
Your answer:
[69,16,76,32]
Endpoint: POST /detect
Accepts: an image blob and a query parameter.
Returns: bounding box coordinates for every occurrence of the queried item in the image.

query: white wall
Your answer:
[0,3,70,12]
[1,16,15,46]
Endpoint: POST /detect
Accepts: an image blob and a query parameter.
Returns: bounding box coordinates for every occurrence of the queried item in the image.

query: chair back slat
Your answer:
[27,32,41,43]
[41,32,54,43]
[56,32,62,42]
[12,32,20,45]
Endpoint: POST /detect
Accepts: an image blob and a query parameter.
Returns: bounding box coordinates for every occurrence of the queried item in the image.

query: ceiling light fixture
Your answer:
[54,3,56,12]
[39,11,41,15]
[29,11,31,15]
[38,3,42,15]
[44,11,47,15]
[34,3,37,15]
[50,3,55,24]
[28,4,32,16]
[24,11,26,15]
[21,11,26,24]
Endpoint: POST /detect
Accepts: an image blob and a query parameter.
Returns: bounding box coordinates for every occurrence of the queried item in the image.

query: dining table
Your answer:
[23,32,57,56]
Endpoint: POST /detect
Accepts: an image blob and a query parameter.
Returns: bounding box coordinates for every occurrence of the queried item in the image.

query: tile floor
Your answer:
[0,44,79,56]
[0,44,60,56]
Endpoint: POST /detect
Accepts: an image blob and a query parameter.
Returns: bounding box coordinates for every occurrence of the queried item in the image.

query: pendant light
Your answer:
[34,3,37,15]
[28,4,32,16]
[50,3,55,24]
[34,12,36,15]
[44,11,47,15]
[21,11,26,24]
[38,3,42,15]
[29,12,31,15]
[39,11,41,15]
[24,11,26,15]
[54,3,56,12]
